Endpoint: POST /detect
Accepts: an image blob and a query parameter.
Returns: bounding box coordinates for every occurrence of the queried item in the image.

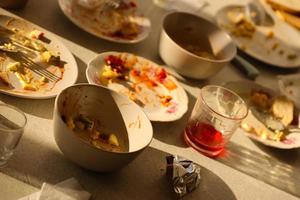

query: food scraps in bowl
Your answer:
[226,10,257,38]
[178,43,217,60]
[62,113,122,153]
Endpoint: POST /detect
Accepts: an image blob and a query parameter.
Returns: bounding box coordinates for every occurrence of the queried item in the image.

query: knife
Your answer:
[232,54,260,80]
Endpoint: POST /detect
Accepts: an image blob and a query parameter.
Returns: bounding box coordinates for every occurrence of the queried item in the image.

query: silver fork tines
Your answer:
[2,50,61,82]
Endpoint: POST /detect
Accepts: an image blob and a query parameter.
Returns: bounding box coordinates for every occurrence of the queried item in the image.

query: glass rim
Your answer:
[200,85,248,121]
[0,103,27,132]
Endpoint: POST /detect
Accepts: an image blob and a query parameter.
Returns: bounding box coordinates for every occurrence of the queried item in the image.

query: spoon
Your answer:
[245,0,275,26]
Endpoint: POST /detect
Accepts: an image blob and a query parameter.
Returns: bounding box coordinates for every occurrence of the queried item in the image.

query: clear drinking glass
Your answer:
[0,104,27,167]
[184,85,248,157]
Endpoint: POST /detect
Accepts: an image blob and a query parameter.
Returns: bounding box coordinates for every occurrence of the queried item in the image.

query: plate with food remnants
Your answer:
[58,0,151,43]
[86,52,188,122]
[224,80,300,149]
[0,14,78,99]
[216,4,300,68]
[262,0,300,30]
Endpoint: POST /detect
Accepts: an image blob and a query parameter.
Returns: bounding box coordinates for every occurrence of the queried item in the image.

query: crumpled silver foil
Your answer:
[166,155,201,198]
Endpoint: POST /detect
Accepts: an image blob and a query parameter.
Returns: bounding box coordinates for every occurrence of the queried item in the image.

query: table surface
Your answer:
[0,0,300,199]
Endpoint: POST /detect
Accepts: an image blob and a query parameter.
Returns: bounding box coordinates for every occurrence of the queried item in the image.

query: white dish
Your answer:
[58,0,151,43]
[278,73,300,109]
[53,84,153,171]
[216,5,300,68]
[224,80,300,149]
[0,14,78,99]
[159,12,236,79]
[86,52,188,122]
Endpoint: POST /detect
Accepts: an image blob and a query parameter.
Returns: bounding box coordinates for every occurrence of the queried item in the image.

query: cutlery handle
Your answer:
[232,55,260,80]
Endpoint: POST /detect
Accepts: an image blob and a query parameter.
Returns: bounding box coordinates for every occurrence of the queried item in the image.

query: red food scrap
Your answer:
[155,68,167,83]
[129,1,137,7]
[105,55,126,74]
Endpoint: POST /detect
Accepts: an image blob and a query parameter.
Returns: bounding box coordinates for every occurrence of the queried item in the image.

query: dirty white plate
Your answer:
[0,14,78,99]
[86,52,188,122]
[216,5,300,68]
[58,0,151,43]
[224,80,300,149]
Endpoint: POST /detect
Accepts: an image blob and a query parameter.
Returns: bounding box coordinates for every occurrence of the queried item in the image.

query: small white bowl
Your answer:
[53,84,153,172]
[159,12,236,79]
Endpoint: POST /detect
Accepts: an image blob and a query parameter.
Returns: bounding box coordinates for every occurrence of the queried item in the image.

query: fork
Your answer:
[0,48,61,82]
[0,36,37,59]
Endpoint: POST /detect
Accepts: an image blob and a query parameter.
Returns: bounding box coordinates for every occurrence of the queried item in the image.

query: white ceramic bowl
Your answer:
[159,12,236,79]
[53,84,153,172]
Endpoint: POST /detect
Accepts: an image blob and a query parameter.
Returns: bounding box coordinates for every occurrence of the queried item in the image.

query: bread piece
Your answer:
[271,96,294,126]
[275,10,300,29]
[267,0,300,14]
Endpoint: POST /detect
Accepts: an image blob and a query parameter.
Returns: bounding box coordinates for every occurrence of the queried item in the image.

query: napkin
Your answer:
[18,178,91,200]
[153,0,209,13]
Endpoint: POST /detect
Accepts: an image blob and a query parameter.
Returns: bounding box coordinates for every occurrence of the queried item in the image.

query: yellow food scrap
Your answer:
[259,129,268,140]
[14,72,36,91]
[108,134,119,147]
[163,79,177,91]
[101,65,120,79]
[227,11,256,38]
[271,96,294,126]
[41,51,60,63]
[39,76,48,83]
[23,39,31,47]
[21,82,38,91]
[90,131,100,140]
[275,10,284,20]
[7,62,21,72]
[3,43,15,50]
[227,12,245,24]
[265,29,274,39]
[66,117,75,130]
[241,122,254,132]
[41,51,52,63]
[29,30,44,39]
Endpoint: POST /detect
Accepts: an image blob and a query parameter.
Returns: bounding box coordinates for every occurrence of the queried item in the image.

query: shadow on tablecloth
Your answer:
[1,135,236,200]
[152,91,196,148]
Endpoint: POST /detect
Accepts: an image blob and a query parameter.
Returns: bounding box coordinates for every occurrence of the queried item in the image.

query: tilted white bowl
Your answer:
[159,12,236,79]
[53,84,153,172]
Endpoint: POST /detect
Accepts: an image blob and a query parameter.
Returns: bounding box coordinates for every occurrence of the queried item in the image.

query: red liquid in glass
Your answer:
[185,122,224,153]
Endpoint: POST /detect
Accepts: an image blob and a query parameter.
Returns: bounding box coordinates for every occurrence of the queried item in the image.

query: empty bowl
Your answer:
[159,12,236,79]
[53,84,153,172]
